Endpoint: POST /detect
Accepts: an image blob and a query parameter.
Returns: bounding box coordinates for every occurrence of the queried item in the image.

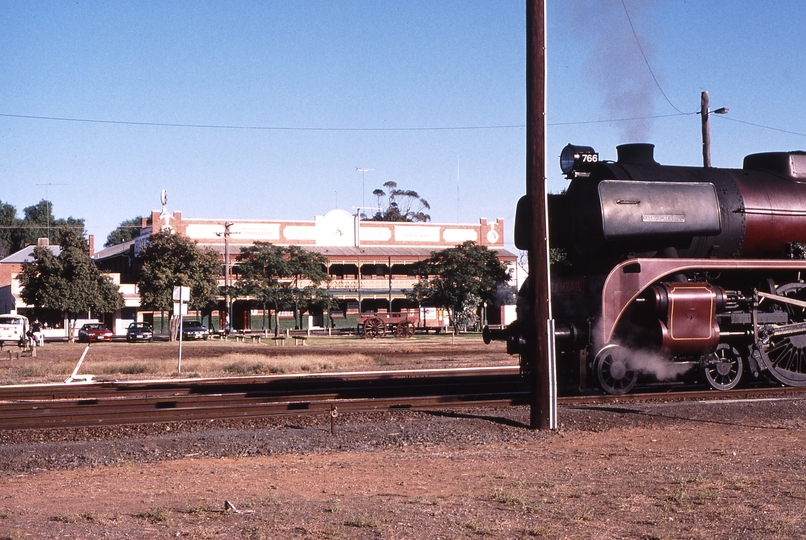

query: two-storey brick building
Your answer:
[93,208,519,333]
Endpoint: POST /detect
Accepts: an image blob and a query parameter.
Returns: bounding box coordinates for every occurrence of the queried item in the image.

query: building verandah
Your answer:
[89,208,516,335]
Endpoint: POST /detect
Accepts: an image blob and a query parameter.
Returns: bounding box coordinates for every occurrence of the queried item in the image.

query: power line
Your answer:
[0,112,523,132]
[549,112,694,126]
[716,115,806,138]
[620,0,692,115]
[3,110,804,139]
[0,225,84,229]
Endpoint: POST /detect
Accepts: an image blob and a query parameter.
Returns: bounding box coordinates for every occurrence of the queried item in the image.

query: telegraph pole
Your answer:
[526,0,556,430]
[217,222,235,333]
[701,91,728,168]
[701,91,712,167]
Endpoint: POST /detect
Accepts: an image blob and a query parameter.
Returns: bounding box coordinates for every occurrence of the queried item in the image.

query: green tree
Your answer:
[0,200,16,259]
[407,241,510,333]
[0,200,85,256]
[236,242,293,335]
[285,245,331,328]
[235,242,332,334]
[369,181,431,222]
[105,216,147,247]
[16,200,85,248]
[18,228,124,341]
[136,231,221,316]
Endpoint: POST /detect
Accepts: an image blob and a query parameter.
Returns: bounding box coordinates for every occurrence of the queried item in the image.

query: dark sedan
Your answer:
[126,322,153,343]
[78,323,114,343]
[179,320,210,340]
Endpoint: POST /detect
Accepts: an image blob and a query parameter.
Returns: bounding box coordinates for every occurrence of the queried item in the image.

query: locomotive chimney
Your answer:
[616,143,658,166]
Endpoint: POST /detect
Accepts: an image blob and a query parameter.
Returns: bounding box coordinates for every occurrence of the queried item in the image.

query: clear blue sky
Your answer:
[1,1,805,251]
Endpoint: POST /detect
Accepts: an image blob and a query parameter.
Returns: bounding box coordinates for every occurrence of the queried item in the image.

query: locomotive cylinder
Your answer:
[648,282,723,355]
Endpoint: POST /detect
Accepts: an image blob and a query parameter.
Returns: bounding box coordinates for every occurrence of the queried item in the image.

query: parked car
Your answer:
[78,323,114,343]
[0,314,29,348]
[179,320,210,341]
[126,322,153,343]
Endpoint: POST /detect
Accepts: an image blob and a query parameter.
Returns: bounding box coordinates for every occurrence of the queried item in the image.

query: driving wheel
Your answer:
[756,282,806,387]
[594,344,638,395]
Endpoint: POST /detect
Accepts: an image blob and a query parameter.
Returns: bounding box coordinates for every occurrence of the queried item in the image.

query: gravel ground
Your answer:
[1,397,805,539]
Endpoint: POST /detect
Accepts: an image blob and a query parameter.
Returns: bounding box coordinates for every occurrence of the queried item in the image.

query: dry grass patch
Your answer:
[0,336,513,384]
[0,351,377,383]
[215,352,373,375]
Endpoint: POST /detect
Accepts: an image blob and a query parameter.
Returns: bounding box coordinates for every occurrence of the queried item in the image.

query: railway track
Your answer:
[0,367,803,430]
[0,366,529,430]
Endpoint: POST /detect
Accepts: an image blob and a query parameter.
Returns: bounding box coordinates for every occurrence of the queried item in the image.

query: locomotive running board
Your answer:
[600,258,806,346]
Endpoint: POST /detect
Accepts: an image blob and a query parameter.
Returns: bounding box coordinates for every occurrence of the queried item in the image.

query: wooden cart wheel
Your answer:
[395,321,415,338]
[363,317,385,338]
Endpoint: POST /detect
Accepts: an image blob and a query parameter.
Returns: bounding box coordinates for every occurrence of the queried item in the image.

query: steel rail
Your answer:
[0,366,522,401]
[0,367,529,430]
[559,385,806,406]
[0,393,531,430]
[1,368,804,430]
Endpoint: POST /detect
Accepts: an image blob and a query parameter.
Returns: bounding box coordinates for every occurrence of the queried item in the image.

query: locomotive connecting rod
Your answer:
[757,291,806,310]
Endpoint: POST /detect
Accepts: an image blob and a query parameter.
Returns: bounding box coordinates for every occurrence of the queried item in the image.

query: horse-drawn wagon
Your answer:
[356,312,418,338]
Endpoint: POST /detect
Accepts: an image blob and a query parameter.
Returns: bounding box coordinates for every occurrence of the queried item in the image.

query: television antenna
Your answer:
[355,167,374,209]
[35,182,67,241]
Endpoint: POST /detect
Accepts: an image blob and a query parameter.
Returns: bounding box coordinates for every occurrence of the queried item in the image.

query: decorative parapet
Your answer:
[152,209,505,249]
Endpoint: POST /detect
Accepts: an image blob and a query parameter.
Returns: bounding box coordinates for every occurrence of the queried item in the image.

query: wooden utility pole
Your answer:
[526,0,556,430]
[217,222,235,332]
[701,91,711,168]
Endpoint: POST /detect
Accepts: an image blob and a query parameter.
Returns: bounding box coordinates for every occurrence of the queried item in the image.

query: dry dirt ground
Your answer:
[0,337,805,539]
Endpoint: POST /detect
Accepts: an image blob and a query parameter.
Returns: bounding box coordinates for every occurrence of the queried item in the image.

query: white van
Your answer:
[0,314,29,348]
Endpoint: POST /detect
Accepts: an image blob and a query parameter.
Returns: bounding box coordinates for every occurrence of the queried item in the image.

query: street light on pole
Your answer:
[355,167,374,214]
[700,91,729,168]
[216,222,237,333]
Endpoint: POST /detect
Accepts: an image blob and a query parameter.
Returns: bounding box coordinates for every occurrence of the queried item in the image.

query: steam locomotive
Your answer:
[487,142,806,394]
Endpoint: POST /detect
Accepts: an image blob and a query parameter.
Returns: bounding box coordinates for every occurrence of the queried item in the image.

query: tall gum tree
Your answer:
[369,181,431,222]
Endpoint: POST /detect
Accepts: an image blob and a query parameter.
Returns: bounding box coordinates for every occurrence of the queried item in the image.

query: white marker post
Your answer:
[173,286,190,373]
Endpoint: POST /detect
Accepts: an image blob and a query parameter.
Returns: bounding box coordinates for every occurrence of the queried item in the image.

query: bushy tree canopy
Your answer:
[0,201,16,259]
[18,228,123,340]
[0,199,85,258]
[136,231,221,313]
[105,216,146,247]
[407,241,510,331]
[235,242,333,333]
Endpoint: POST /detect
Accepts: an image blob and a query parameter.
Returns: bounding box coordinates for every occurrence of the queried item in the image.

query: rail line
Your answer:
[0,367,529,430]
[0,367,803,430]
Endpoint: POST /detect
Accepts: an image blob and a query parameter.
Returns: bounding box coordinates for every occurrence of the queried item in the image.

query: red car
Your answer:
[78,323,114,343]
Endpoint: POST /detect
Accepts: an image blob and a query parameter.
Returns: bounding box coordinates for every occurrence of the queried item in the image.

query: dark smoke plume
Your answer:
[567,0,660,141]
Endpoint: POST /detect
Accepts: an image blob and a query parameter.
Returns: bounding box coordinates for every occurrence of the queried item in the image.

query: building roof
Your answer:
[93,238,137,261]
[0,245,61,264]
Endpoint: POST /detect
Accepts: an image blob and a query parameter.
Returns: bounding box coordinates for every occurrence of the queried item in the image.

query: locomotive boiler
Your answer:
[488,142,806,394]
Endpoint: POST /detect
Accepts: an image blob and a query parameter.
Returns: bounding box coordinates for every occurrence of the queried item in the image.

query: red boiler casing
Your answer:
[736,152,806,257]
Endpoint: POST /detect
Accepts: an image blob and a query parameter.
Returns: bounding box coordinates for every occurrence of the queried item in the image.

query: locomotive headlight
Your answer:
[560,144,599,177]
